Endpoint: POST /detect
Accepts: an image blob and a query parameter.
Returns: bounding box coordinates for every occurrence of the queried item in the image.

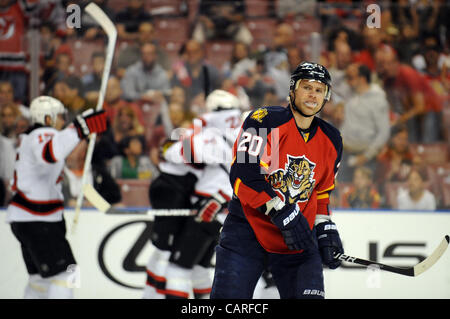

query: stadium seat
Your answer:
[245,18,277,50]
[67,39,105,76]
[153,17,190,43]
[287,18,321,45]
[246,0,272,17]
[117,179,151,207]
[205,41,234,70]
[410,143,449,165]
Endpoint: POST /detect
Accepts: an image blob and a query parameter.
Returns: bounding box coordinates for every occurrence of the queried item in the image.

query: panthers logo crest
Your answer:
[267,155,316,204]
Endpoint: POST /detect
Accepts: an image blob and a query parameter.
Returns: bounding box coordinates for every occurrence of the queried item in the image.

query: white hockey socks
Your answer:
[191,265,213,299]
[163,262,192,299]
[142,247,171,299]
[47,271,75,299]
[24,274,50,299]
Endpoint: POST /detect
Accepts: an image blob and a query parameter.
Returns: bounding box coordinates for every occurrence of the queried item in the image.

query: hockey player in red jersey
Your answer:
[211,62,344,299]
[6,96,107,298]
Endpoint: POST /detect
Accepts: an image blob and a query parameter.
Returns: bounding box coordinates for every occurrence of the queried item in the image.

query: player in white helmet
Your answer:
[6,96,107,299]
[142,90,242,299]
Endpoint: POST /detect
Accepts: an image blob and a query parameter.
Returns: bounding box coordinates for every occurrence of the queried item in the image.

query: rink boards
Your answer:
[0,209,449,299]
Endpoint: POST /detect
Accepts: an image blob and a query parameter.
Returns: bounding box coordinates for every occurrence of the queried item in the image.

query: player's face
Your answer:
[293,80,326,116]
[54,114,66,130]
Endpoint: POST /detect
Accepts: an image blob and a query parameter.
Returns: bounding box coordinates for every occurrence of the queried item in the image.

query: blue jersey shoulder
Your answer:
[316,117,343,155]
[243,106,291,131]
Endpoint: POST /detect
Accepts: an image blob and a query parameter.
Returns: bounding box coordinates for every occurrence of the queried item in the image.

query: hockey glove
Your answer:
[315,221,344,269]
[194,193,227,223]
[73,109,107,139]
[269,204,316,251]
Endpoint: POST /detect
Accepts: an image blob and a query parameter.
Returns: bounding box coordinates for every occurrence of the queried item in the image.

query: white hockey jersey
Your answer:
[159,110,241,207]
[6,125,81,223]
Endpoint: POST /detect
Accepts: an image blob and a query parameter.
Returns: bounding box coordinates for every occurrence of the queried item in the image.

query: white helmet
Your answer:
[30,96,66,126]
[205,90,240,113]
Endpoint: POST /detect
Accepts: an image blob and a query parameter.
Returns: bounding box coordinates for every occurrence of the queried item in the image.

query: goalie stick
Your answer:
[72,2,117,232]
[334,235,449,277]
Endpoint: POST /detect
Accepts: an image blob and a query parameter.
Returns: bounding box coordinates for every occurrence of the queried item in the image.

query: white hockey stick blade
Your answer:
[413,235,449,276]
[335,235,449,277]
[85,3,117,39]
[83,183,194,217]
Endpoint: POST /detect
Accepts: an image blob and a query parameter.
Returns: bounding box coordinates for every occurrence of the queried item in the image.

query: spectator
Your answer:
[171,39,223,112]
[109,135,157,180]
[115,0,152,41]
[0,80,30,118]
[82,51,105,107]
[338,63,390,182]
[323,41,353,125]
[121,42,171,103]
[168,86,188,110]
[354,26,385,72]
[52,76,87,122]
[238,57,278,107]
[91,75,147,166]
[104,76,144,126]
[0,0,38,104]
[261,22,294,101]
[62,140,122,207]
[44,51,74,95]
[0,102,21,141]
[286,45,304,74]
[116,21,171,78]
[110,104,145,148]
[375,125,416,188]
[375,45,443,143]
[223,41,256,82]
[328,41,353,104]
[422,38,450,108]
[192,0,253,45]
[396,168,436,211]
[341,166,381,209]
[14,115,30,136]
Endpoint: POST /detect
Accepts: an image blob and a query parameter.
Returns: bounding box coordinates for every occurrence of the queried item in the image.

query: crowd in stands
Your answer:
[0,0,449,211]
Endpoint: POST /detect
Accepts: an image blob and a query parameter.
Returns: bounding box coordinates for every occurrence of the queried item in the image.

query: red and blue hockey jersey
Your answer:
[229,106,342,253]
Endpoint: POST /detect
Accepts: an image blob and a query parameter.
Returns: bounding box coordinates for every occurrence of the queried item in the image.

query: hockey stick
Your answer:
[72,2,117,233]
[334,235,449,277]
[82,184,195,217]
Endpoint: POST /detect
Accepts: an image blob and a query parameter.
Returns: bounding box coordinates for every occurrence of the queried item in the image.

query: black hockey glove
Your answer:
[194,193,227,223]
[315,221,344,269]
[73,109,107,139]
[269,204,317,251]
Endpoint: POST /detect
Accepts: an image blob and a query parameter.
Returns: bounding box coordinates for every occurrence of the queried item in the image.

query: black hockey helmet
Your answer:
[290,61,332,102]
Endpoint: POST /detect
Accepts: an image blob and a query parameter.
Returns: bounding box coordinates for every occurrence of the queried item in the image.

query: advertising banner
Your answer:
[1,209,449,299]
